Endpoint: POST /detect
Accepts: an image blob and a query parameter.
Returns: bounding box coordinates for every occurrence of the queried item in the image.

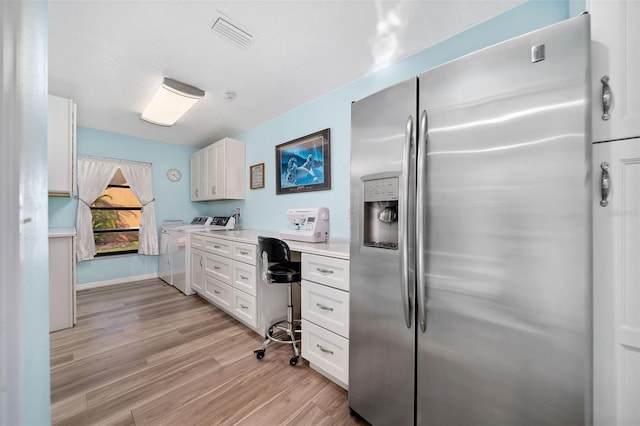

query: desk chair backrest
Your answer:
[258,237,292,264]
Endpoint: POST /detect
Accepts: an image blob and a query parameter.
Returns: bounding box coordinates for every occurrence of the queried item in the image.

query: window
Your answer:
[90,169,142,256]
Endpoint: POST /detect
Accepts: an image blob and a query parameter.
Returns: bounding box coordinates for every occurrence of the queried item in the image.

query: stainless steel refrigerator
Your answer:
[349,14,591,425]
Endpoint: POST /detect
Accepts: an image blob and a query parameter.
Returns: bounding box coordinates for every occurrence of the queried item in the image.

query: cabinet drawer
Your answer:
[191,234,205,250]
[204,276,232,312]
[204,237,232,257]
[302,280,349,338]
[302,320,349,386]
[233,289,257,328]
[233,242,257,265]
[233,262,257,296]
[203,252,232,284]
[301,254,350,291]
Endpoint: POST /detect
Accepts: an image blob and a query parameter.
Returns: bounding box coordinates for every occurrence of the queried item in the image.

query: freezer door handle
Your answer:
[400,114,413,328]
[416,109,428,333]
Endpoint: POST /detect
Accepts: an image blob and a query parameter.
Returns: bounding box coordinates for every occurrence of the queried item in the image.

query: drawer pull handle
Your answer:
[316,344,334,355]
[214,290,221,295]
[316,303,334,312]
[214,266,221,270]
[240,275,249,280]
[240,304,249,309]
[601,75,612,121]
[316,268,334,275]
[239,250,249,255]
[214,245,221,249]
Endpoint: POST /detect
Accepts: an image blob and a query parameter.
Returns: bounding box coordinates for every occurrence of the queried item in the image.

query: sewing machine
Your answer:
[279,207,330,243]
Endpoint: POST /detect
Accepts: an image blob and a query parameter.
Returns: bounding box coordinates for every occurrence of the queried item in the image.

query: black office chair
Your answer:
[253,236,302,366]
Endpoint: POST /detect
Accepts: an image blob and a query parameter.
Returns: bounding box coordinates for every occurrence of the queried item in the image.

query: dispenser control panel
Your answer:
[364,177,399,202]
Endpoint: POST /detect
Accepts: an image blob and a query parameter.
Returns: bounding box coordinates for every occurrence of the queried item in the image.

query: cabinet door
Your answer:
[49,236,74,332]
[48,95,76,196]
[216,142,227,199]
[205,145,219,199]
[190,152,200,201]
[593,139,640,426]
[190,249,204,293]
[590,0,640,142]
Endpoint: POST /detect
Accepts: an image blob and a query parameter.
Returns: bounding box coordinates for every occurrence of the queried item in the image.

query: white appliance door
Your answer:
[158,229,172,284]
[416,15,591,425]
[171,231,188,294]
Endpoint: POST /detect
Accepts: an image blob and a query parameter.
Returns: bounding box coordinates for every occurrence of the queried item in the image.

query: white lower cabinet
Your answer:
[49,231,76,332]
[301,253,350,389]
[191,235,260,332]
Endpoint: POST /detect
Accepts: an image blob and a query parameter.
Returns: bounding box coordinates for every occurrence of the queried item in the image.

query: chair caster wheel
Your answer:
[254,349,265,360]
[290,356,298,366]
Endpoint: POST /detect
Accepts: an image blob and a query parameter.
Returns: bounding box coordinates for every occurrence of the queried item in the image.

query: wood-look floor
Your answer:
[50,279,366,426]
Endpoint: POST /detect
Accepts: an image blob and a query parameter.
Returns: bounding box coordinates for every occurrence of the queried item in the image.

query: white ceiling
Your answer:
[49,0,524,149]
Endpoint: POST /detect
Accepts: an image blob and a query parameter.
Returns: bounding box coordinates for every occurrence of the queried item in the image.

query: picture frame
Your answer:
[250,163,265,189]
[275,128,331,195]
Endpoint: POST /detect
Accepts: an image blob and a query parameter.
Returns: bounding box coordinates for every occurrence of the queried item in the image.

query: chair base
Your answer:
[254,319,302,366]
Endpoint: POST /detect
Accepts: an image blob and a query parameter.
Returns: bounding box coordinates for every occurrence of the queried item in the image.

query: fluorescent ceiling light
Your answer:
[141,78,205,126]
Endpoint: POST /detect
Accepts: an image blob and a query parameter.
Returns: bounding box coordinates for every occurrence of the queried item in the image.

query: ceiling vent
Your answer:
[211,15,253,49]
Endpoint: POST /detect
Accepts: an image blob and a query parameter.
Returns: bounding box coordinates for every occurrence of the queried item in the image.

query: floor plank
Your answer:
[51,279,366,425]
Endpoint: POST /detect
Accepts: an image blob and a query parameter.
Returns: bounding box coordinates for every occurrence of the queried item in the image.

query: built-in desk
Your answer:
[192,229,350,389]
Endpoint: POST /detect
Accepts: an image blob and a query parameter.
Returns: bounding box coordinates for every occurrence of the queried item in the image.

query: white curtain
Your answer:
[76,156,159,261]
[76,157,118,261]
[120,162,158,256]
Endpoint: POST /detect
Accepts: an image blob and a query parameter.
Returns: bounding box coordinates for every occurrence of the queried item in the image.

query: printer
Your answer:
[279,207,330,243]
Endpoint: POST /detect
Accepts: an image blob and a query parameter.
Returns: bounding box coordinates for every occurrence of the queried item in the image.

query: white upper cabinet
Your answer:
[590,0,640,142]
[190,137,245,201]
[48,95,77,196]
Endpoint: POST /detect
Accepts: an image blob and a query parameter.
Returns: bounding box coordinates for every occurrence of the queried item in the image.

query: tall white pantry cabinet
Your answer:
[590,1,640,425]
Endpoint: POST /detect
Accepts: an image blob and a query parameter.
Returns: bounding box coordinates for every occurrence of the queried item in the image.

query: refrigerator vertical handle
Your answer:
[400,115,413,328]
[416,110,428,333]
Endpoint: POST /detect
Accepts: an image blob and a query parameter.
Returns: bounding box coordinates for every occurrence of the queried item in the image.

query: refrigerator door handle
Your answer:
[416,109,428,333]
[400,114,413,328]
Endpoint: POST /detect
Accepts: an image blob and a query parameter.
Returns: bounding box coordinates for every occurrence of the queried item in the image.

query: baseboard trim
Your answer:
[76,273,159,290]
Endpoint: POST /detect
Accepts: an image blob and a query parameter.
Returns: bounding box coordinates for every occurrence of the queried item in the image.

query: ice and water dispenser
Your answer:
[363,176,399,250]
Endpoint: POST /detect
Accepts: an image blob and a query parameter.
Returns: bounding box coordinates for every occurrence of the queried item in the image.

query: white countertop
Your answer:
[49,227,76,237]
[194,229,350,260]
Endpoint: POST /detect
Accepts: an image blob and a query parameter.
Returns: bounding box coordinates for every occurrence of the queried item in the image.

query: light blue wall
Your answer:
[48,0,578,285]
[49,127,206,284]
[236,0,574,238]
